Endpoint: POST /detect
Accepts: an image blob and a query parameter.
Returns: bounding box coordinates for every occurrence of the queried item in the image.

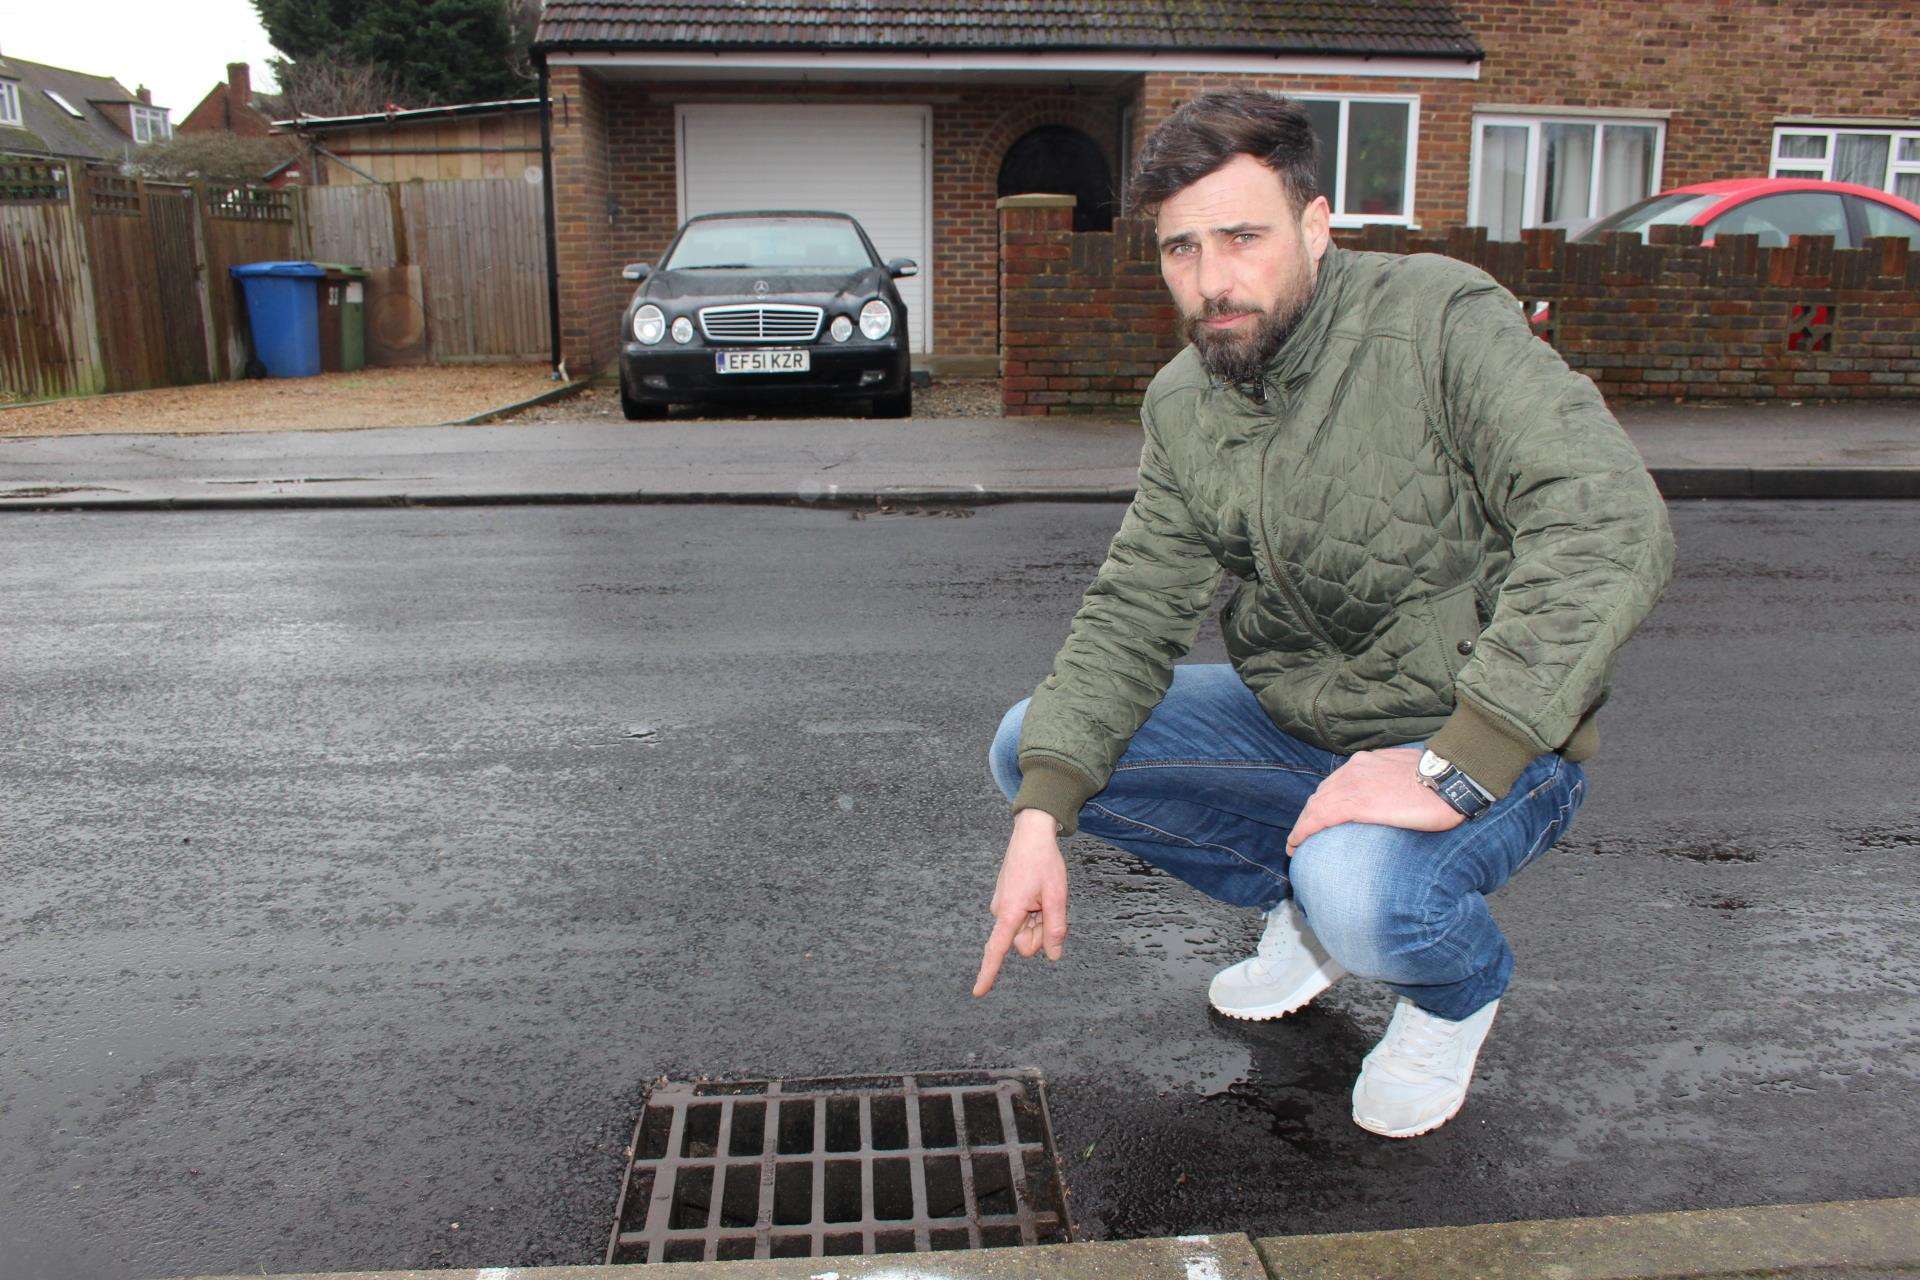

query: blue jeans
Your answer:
[988,664,1588,1020]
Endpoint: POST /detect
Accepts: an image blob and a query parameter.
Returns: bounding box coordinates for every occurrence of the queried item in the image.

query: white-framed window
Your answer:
[131,105,170,144]
[1297,94,1419,227]
[1771,125,1920,204]
[0,79,21,128]
[1470,112,1666,241]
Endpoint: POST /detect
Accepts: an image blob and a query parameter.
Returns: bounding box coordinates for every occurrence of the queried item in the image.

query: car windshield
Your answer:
[665,218,872,271]
[1575,192,1724,241]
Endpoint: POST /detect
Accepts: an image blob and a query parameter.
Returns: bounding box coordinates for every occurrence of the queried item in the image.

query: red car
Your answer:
[1529,178,1920,338]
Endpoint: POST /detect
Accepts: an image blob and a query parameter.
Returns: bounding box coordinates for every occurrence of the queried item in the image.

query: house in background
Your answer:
[276,98,543,185]
[0,47,171,163]
[531,0,1919,378]
[177,62,283,138]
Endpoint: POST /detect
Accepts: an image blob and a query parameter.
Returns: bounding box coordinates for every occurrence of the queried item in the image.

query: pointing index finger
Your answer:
[972,914,1020,997]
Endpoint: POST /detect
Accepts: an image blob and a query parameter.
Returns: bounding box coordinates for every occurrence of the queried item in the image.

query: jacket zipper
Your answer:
[1252,381,1341,658]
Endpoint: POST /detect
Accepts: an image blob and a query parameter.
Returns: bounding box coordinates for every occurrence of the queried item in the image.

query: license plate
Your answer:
[716,348,809,374]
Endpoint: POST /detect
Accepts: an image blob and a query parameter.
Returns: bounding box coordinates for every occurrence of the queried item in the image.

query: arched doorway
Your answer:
[997,125,1116,231]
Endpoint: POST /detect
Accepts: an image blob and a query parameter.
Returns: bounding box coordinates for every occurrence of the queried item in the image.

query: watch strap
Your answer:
[1432,765,1495,818]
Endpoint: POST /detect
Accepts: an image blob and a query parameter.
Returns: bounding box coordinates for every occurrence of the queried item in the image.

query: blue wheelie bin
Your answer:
[230,261,326,378]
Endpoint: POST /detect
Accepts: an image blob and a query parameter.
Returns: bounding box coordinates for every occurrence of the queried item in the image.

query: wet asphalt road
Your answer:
[3,499,1917,1280]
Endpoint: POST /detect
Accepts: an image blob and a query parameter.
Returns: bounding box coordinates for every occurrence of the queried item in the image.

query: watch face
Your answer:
[1417,750,1450,779]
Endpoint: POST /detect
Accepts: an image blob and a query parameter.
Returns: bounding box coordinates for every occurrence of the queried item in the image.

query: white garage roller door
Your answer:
[677,103,932,354]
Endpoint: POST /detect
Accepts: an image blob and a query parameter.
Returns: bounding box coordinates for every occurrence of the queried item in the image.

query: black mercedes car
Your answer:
[617,210,916,420]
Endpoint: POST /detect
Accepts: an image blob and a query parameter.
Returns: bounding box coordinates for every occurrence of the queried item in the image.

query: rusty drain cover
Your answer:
[607,1069,1072,1264]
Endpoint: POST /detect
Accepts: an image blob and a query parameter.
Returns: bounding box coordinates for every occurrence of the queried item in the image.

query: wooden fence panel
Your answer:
[305,184,399,269]
[287,177,551,363]
[399,179,548,361]
[6,162,549,399]
[82,169,172,392]
[0,158,101,399]
[145,185,212,386]
[199,184,298,380]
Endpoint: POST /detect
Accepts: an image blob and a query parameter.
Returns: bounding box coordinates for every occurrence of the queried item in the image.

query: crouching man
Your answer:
[978,88,1675,1138]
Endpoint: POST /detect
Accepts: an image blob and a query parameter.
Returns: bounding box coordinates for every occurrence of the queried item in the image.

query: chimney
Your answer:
[228,62,251,101]
[136,85,151,104]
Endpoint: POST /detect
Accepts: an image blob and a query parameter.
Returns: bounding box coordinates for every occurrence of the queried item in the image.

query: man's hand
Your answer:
[1285,748,1466,854]
[972,809,1069,997]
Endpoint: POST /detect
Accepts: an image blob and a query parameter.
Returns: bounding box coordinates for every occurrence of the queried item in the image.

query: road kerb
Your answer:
[440,376,589,426]
[178,1232,1266,1279]
[1254,1195,1920,1279]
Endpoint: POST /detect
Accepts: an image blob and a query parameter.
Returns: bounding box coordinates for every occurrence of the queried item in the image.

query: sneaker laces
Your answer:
[1379,1005,1458,1080]
[1247,905,1296,977]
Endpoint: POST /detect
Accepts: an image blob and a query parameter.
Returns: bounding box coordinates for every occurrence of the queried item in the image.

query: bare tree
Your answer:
[506,0,544,84]
[274,54,414,120]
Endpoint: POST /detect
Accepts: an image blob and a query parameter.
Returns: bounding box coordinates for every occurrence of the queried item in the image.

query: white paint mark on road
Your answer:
[1184,1247,1225,1280]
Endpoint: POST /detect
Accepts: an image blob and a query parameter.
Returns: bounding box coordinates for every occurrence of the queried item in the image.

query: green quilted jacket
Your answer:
[1013,243,1677,837]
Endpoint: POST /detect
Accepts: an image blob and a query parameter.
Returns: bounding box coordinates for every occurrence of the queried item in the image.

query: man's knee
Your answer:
[988,698,1030,801]
[1290,828,1444,979]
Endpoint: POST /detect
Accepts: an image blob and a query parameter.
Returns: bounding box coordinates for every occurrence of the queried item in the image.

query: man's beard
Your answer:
[1183,257,1317,387]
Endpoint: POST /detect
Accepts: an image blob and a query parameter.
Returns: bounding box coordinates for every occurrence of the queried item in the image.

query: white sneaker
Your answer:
[1351,996,1501,1138]
[1207,898,1348,1020]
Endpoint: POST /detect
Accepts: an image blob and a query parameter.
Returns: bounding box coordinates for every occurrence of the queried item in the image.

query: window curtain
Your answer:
[1834,133,1891,189]
[1599,125,1657,216]
[1542,123,1595,223]
[1477,124,1529,240]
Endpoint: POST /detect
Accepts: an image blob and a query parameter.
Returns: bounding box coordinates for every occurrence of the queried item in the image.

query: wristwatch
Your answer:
[1417,748,1495,820]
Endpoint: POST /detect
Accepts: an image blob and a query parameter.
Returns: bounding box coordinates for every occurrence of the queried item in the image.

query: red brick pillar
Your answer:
[997,194,1076,416]
[549,66,616,376]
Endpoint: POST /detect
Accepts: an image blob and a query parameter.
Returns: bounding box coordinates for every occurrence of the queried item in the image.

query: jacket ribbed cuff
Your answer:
[1425,695,1543,802]
[1010,756,1101,839]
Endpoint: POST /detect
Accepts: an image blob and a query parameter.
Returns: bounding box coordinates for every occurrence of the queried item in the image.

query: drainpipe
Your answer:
[536,52,563,378]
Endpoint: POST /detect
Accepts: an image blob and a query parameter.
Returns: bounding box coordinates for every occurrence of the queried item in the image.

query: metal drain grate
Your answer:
[607,1070,1072,1265]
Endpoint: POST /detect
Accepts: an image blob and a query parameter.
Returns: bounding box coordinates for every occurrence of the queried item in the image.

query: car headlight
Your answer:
[830,315,853,342]
[634,304,665,345]
[859,299,892,340]
[671,316,694,344]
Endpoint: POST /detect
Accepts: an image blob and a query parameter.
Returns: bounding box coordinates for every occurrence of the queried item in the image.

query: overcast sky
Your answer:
[4,0,281,114]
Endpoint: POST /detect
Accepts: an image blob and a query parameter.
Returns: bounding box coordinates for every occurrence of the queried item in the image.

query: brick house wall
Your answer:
[547,1,1919,376]
[1124,2,1920,233]
[1455,0,1920,189]
[999,198,1920,414]
[1125,72,1479,233]
[547,72,1123,372]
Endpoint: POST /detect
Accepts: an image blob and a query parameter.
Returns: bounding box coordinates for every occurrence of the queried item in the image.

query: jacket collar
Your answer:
[1210,242,1352,402]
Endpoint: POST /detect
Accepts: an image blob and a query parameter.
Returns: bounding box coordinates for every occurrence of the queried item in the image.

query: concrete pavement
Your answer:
[1,398,1916,510]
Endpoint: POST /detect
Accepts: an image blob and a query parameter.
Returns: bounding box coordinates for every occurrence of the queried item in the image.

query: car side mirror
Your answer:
[887,258,919,279]
[622,263,652,281]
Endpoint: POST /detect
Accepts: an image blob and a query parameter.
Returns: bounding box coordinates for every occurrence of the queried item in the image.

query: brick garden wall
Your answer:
[999,198,1920,415]
[999,196,1176,414]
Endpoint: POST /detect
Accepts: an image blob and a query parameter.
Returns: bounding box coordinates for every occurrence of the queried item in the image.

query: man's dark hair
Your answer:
[1123,89,1322,220]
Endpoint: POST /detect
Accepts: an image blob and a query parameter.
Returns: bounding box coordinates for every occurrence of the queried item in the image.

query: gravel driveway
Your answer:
[516,376,1008,424]
[0,366,559,439]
